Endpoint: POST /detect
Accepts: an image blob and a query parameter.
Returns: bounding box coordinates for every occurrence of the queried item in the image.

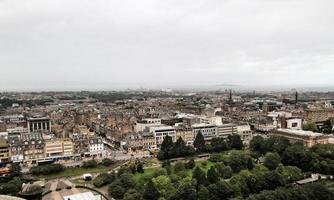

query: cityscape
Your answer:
[1,0,334,200]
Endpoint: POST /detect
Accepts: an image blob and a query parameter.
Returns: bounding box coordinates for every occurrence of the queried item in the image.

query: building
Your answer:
[149,125,176,146]
[71,133,89,154]
[134,118,162,132]
[127,132,156,150]
[304,109,334,123]
[192,123,217,141]
[0,139,9,164]
[286,118,302,130]
[175,126,194,145]
[27,116,51,133]
[44,139,74,158]
[20,132,45,164]
[237,123,253,145]
[216,123,237,138]
[88,137,104,155]
[272,129,329,147]
[8,136,24,163]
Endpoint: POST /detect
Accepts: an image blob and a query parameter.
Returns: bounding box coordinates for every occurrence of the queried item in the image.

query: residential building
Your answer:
[175,126,194,144]
[0,139,9,164]
[8,136,24,163]
[127,132,156,150]
[237,123,253,145]
[21,132,45,164]
[88,137,104,155]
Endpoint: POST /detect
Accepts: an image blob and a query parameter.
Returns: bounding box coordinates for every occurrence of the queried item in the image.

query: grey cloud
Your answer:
[0,0,334,90]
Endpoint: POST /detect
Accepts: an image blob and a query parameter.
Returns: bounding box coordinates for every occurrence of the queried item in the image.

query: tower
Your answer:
[229,89,233,104]
[295,91,298,106]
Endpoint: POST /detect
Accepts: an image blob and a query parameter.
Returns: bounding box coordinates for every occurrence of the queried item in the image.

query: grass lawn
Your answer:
[72,178,92,185]
[133,160,215,183]
[40,165,109,179]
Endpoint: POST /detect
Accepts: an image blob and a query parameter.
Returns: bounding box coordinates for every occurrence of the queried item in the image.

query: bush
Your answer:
[185,159,196,169]
[101,158,114,166]
[174,161,186,174]
[30,164,64,175]
[93,172,116,188]
[263,152,281,170]
[82,160,98,168]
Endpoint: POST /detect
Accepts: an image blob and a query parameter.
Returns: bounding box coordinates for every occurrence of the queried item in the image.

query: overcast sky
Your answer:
[0,0,334,91]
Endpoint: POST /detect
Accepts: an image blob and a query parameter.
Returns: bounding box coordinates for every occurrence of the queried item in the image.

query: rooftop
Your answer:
[192,123,216,128]
[63,192,99,200]
[276,128,324,137]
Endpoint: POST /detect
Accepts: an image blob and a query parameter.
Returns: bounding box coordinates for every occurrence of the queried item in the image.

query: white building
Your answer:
[149,125,176,146]
[135,118,162,132]
[88,138,104,155]
[286,118,302,130]
[216,123,237,138]
[192,123,217,141]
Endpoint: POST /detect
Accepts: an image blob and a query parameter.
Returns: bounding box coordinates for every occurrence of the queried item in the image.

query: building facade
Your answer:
[192,124,217,141]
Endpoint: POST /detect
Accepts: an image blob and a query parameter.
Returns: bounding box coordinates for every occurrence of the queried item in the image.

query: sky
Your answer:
[0,0,334,91]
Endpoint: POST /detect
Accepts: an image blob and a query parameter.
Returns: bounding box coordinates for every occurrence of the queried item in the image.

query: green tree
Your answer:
[197,186,209,200]
[211,137,229,152]
[207,166,219,183]
[137,161,144,173]
[9,163,21,177]
[142,180,159,200]
[101,158,114,166]
[208,180,234,200]
[216,164,233,179]
[93,173,116,188]
[246,173,267,194]
[108,180,126,199]
[119,173,136,189]
[250,136,265,154]
[276,165,303,183]
[282,144,315,171]
[170,137,188,157]
[174,161,186,174]
[123,189,142,200]
[228,134,243,150]
[302,122,319,132]
[264,171,285,190]
[171,177,197,200]
[118,165,132,176]
[158,136,174,160]
[228,151,254,173]
[152,175,176,200]
[263,152,281,170]
[82,159,98,168]
[193,166,207,189]
[185,159,196,169]
[194,131,206,153]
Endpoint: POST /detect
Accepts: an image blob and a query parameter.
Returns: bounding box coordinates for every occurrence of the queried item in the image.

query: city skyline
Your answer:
[1,0,334,90]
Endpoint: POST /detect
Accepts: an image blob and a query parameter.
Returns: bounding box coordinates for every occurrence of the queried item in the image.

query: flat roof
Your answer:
[192,123,216,128]
[276,128,323,137]
[63,192,98,200]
